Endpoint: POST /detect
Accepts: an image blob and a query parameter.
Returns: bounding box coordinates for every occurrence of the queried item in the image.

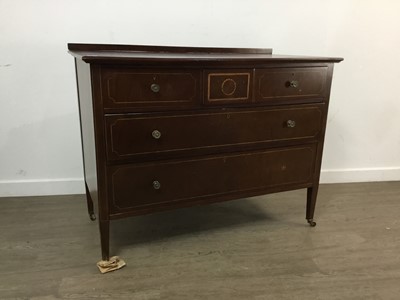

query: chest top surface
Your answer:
[68,43,343,64]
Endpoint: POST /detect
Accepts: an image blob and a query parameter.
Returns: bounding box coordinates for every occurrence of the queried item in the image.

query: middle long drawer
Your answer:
[105,105,323,162]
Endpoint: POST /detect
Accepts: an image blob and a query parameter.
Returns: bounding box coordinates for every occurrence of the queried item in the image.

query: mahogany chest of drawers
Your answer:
[68,43,342,261]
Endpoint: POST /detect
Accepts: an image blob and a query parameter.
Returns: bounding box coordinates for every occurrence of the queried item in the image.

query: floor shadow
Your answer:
[110,198,276,253]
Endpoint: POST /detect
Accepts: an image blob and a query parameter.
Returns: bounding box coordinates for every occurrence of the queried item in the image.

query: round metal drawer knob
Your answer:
[152,180,161,190]
[289,80,299,88]
[286,120,296,128]
[151,83,160,93]
[152,130,161,139]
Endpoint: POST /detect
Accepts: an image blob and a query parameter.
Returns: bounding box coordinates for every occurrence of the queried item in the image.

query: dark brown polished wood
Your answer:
[69,43,342,261]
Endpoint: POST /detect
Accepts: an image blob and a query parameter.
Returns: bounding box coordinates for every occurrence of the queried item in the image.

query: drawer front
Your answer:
[256,67,328,103]
[108,146,316,210]
[204,70,252,104]
[101,68,201,110]
[105,106,323,161]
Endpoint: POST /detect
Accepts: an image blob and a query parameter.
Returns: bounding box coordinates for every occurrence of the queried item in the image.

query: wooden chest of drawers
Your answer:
[68,44,342,261]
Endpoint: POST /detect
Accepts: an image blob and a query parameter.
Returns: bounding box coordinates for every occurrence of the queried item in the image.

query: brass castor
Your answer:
[307,219,317,227]
[89,213,96,221]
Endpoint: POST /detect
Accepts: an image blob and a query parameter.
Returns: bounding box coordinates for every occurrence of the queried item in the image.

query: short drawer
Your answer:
[108,146,316,211]
[101,67,201,111]
[105,106,323,161]
[255,67,328,103]
[204,70,252,104]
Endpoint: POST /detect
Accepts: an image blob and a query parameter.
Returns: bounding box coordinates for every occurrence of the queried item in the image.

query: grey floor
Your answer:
[1,182,400,300]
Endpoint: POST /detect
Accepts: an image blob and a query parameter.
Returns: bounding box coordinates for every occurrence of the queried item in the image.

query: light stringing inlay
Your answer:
[221,78,237,96]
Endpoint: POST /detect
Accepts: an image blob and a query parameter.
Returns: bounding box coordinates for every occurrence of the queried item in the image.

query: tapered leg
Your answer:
[99,220,110,261]
[85,183,96,221]
[306,186,318,227]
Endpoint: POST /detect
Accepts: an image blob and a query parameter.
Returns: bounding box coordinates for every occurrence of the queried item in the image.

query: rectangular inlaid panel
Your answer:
[105,106,323,161]
[101,67,201,111]
[205,70,252,104]
[255,67,328,103]
[108,145,316,211]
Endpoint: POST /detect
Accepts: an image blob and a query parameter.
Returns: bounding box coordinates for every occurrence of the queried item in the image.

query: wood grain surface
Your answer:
[0,182,399,299]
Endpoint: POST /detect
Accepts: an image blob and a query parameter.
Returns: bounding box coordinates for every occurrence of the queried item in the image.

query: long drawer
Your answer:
[105,106,323,161]
[108,145,316,211]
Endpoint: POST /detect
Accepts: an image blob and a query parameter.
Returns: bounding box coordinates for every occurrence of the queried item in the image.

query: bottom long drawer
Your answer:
[108,145,316,211]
